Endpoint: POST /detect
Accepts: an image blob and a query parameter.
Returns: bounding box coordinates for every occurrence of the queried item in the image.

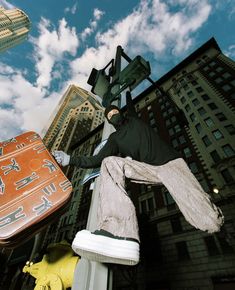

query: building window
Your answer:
[171,116,177,123]
[190,113,196,121]
[149,111,154,119]
[202,135,212,146]
[179,135,186,144]
[208,103,218,110]
[185,104,190,112]
[150,119,156,126]
[209,71,216,77]
[210,150,221,162]
[212,129,224,140]
[204,117,214,127]
[187,91,194,97]
[165,119,171,126]
[215,112,227,121]
[192,99,200,106]
[199,179,209,192]
[222,84,232,92]
[204,236,220,256]
[216,66,223,72]
[222,72,231,79]
[195,123,202,133]
[191,80,198,86]
[169,128,174,136]
[222,144,235,157]
[171,218,182,233]
[221,169,234,183]
[183,84,189,90]
[148,197,154,212]
[203,66,209,71]
[164,190,175,206]
[215,77,223,84]
[209,61,216,67]
[201,94,210,101]
[183,147,192,158]
[176,241,190,261]
[198,107,206,116]
[225,125,235,135]
[196,86,203,93]
[181,96,186,104]
[174,124,181,133]
[172,139,178,148]
[189,162,199,173]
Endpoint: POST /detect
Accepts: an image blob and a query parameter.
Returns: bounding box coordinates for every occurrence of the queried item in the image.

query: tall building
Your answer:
[0,6,31,53]
[43,84,104,151]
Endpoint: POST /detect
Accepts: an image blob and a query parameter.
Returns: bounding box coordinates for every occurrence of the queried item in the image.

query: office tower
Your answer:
[0,6,31,52]
[43,84,104,151]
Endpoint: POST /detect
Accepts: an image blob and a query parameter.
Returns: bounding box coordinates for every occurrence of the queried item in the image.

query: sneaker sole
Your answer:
[72,230,139,266]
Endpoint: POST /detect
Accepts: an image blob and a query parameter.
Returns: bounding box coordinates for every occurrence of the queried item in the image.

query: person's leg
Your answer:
[97,156,139,241]
[72,156,162,265]
[156,158,224,233]
[72,156,140,265]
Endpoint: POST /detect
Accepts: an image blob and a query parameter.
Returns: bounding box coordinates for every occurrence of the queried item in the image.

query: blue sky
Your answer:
[0,0,235,140]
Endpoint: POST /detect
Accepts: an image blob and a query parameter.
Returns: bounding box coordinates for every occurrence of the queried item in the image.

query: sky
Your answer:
[0,0,235,141]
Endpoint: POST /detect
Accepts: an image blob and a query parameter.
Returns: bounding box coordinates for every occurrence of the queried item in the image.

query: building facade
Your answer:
[0,6,30,53]
[43,84,104,151]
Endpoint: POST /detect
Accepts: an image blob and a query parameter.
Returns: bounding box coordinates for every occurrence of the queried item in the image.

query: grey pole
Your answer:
[72,46,123,290]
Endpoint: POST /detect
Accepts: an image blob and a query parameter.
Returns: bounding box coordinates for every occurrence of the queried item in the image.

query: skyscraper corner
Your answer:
[0,5,31,53]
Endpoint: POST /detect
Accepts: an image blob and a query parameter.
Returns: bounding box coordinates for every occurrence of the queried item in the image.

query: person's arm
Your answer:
[126,91,138,118]
[70,134,118,169]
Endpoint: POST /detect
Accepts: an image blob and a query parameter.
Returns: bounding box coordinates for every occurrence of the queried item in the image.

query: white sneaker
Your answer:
[72,229,140,266]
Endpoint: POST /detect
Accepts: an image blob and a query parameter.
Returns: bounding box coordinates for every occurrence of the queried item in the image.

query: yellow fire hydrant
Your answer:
[22,240,79,290]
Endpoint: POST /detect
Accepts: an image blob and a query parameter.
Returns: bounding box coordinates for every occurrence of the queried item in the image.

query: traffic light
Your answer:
[87,55,151,107]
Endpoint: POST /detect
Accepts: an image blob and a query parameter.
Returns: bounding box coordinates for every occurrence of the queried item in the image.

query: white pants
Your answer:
[97,157,224,241]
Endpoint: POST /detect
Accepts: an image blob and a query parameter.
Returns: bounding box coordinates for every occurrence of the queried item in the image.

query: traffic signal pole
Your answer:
[72,46,122,290]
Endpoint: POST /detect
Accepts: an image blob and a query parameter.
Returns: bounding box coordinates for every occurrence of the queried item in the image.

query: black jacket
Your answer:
[70,95,181,169]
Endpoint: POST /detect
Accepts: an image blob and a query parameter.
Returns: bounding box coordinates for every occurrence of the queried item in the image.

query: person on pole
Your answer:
[52,92,224,266]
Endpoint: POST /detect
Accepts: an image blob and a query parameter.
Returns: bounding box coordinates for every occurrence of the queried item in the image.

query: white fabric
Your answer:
[97,157,224,241]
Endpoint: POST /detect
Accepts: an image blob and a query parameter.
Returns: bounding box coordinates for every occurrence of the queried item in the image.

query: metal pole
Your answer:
[72,46,123,290]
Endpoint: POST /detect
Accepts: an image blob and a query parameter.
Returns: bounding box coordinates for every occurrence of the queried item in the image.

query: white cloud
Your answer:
[64,2,78,14]
[80,8,105,41]
[70,0,212,88]
[0,64,62,140]
[225,44,235,60]
[0,0,15,9]
[30,17,79,90]
[96,0,211,56]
